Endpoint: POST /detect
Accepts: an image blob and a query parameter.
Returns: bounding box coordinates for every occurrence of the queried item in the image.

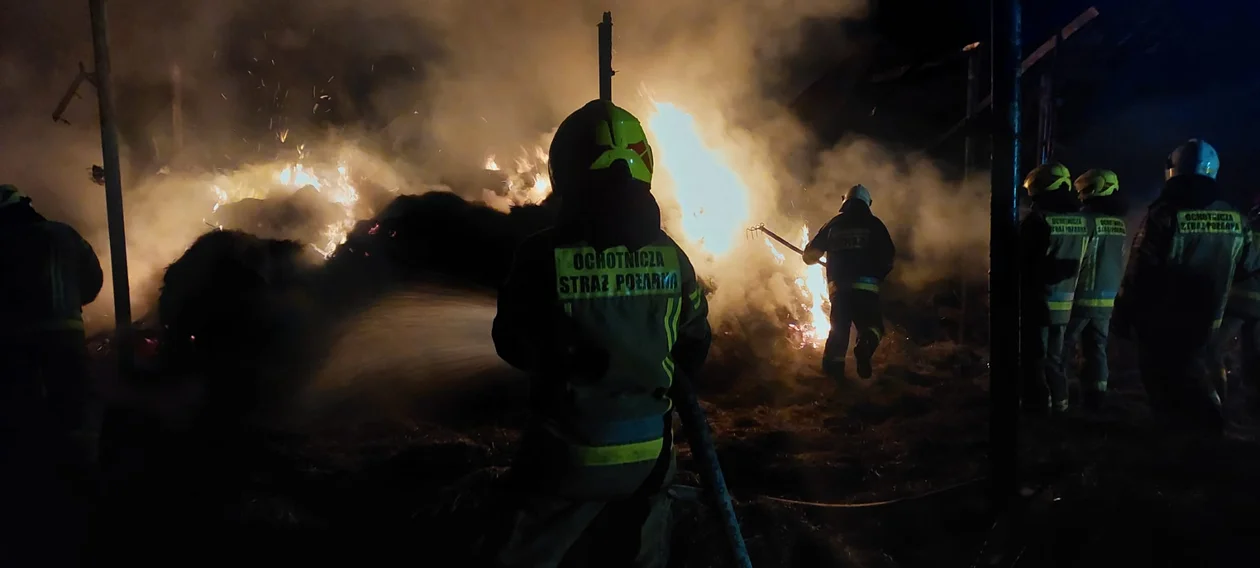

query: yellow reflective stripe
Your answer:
[1213,318,1224,330]
[662,357,676,385]
[570,437,665,467]
[563,302,573,316]
[1075,298,1115,308]
[664,297,680,349]
[689,287,702,310]
[868,327,882,340]
[851,282,879,292]
[1048,301,1074,311]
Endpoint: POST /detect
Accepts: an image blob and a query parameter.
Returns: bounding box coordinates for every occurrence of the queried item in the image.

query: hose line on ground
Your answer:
[669,477,987,509]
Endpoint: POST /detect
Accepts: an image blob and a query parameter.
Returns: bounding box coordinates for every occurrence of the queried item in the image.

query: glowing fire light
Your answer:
[647,102,752,257]
[208,158,360,258]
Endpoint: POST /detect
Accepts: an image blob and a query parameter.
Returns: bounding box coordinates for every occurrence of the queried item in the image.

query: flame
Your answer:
[647,102,752,257]
[482,147,551,209]
[208,157,360,258]
[798,225,832,347]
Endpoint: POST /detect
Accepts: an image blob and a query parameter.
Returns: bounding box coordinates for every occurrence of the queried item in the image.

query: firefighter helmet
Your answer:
[547,100,655,195]
[1074,169,1119,200]
[1022,163,1072,196]
[843,184,873,207]
[1166,139,1219,180]
[0,184,30,209]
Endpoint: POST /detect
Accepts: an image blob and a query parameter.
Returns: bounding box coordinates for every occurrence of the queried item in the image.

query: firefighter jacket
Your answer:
[492,224,711,497]
[1074,194,1130,318]
[804,200,896,295]
[1226,203,1260,319]
[1021,192,1087,326]
[1115,175,1260,345]
[0,202,103,334]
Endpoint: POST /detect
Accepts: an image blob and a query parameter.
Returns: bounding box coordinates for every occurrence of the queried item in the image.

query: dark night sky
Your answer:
[800,0,1260,203]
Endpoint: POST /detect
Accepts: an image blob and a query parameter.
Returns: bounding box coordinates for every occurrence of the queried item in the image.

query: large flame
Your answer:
[486,100,831,348]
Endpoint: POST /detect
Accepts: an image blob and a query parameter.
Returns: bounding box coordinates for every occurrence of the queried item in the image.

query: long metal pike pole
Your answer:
[598,12,614,101]
[750,224,826,266]
[89,0,134,377]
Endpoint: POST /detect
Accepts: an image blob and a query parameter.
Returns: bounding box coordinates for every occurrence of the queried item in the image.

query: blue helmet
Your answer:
[1166,139,1219,181]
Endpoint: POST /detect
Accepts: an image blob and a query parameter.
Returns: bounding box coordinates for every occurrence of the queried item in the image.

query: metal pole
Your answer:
[1037,73,1052,163]
[960,45,979,346]
[172,63,184,155]
[598,12,614,101]
[89,0,134,377]
[989,0,1022,513]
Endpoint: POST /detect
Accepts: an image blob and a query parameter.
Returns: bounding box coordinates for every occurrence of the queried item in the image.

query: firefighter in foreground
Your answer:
[491,100,712,568]
[0,184,104,562]
[1066,169,1129,411]
[1213,188,1260,436]
[802,184,895,381]
[1114,139,1260,433]
[1019,163,1086,414]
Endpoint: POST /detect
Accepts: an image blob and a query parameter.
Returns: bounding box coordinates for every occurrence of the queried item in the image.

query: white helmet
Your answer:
[1166,139,1219,181]
[843,184,872,207]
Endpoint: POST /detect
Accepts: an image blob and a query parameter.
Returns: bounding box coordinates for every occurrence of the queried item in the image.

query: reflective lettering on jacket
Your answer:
[1075,215,1128,315]
[551,243,685,467]
[555,247,681,300]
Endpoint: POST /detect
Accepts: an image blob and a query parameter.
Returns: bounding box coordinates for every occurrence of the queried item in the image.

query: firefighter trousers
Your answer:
[823,289,884,375]
[1065,314,1111,394]
[1213,315,1260,435]
[1021,324,1069,412]
[1137,338,1223,434]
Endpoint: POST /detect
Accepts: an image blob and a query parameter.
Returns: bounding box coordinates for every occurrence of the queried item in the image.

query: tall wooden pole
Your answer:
[598,12,614,101]
[172,63,184,155]
[89,0,134,377]
[989,0,1022,512]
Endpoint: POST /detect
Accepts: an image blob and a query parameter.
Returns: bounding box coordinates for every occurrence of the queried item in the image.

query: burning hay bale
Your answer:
[321,191,556,309]
[213,185,348,247]
[158,229,325,424]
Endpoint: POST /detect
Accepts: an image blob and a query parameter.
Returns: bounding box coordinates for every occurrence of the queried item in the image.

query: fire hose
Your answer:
[674,371,756,568]
[749,224,826,266]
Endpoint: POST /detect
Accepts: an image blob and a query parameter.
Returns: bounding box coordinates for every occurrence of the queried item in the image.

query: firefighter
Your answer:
[1213,190,1260,437]
[1114,139,1260,434]
[1066,169,1128,411]
[1019,163,1086,414]
[803,184,895,381]
[490,100,712,568]
[0,184,104,563]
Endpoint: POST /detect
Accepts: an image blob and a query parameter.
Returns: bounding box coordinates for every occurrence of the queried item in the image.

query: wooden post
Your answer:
[989,0,1022,513]
[598,12,614,101]
[172,63,184,155]
[89,0,134,377]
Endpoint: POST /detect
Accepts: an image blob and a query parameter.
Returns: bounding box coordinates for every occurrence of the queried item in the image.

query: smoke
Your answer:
[808,138,991,292]
[1,0,990,346]
[296,287,511,420]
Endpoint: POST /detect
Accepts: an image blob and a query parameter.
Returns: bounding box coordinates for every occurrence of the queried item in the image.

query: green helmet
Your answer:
[0,184,30,209]
[547,100,655,195]
[1074,169,1119,200]
[1022,162,1072,197]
